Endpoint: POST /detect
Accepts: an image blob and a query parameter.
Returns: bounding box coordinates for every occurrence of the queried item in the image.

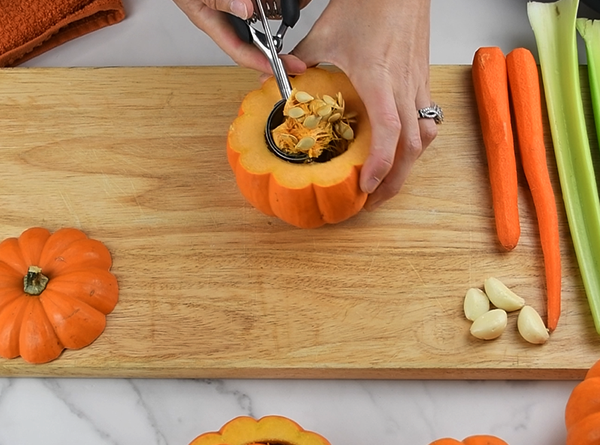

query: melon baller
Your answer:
[229,0,309,163]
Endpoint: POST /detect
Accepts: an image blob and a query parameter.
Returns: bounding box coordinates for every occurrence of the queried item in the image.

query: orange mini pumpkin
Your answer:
[188,415,330,445]
[429,436,509,445]
[227,67,371,229]
[0,227,118,364]
[565,357,600,444]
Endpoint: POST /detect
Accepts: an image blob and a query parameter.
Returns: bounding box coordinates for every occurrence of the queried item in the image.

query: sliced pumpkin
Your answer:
[188,415,331,445]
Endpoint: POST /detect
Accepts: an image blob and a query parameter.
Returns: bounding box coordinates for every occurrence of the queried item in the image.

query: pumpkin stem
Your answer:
[24,266,49,296]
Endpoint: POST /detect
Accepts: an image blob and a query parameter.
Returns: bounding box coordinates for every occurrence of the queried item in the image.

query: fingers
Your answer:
[173,0,308,75]
[363,84,437,211]
[353,71,401,196]
[201,0,254,18]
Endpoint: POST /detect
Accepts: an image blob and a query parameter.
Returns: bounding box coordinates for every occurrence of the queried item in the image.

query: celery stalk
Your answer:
[577,18,600,147]
[528,0,600,334]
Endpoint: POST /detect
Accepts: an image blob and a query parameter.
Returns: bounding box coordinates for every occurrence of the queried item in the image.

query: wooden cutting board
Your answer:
[0,65,599,379]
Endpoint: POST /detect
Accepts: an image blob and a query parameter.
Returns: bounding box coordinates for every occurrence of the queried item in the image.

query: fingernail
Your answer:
[230,0,248,19]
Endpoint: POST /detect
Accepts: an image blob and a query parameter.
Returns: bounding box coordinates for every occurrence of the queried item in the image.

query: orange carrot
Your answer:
[472,47,520,251]
[507,47,562,331]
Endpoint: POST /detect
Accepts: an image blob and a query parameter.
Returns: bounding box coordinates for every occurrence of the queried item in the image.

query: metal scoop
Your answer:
[229,0,309,163]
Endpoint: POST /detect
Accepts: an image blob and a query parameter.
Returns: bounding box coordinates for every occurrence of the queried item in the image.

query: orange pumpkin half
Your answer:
[429,436,509,445]
[227,67,371,229]
[0,227,119,364]
[188,415,331,445]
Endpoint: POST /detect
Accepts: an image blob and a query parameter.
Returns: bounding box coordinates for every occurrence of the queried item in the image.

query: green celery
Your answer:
[578,18,600,147]
[528,0,600,334]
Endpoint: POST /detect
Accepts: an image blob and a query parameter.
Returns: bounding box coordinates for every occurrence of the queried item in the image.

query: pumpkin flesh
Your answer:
[227,68,371,229]
[430,437,509,445]
[189,415,331,445]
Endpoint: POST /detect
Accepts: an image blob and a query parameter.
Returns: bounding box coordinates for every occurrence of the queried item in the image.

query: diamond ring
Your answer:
[417,103,444,124]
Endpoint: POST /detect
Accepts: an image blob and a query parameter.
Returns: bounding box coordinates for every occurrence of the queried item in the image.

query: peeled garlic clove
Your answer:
[518,305,550,345]
[484,277,525,312]
[464,288,490,321]
[470,309,507,340]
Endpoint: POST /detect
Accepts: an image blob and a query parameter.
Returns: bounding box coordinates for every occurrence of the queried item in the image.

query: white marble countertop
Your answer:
[3,1,599,444]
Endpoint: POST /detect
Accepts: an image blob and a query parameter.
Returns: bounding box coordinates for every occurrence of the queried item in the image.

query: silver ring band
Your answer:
[418,103,444,124]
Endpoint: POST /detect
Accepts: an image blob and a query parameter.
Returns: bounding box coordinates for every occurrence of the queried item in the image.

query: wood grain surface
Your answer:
[0,65,599,379]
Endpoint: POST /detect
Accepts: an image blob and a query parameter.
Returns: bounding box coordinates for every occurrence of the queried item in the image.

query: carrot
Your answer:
[506,47,562,331]
[472,47,520,251]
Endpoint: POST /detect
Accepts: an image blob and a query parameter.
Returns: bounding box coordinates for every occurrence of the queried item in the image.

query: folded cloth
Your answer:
[0,0,126,67]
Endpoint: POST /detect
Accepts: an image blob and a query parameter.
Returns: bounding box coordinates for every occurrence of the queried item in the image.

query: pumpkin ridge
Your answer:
[0,296,29,359]
[19,297,64,364]
[268,174,324,228]
[41,238,112,277]
[38,228,88,269]
[0,238,28,275]
[45,268,118,314]
[17,227,51,267]
[0,287,26,314]
[39,288,107,349]
[566,411,600,444]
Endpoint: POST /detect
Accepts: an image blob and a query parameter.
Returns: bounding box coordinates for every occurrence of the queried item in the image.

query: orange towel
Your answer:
[0,0,126,67]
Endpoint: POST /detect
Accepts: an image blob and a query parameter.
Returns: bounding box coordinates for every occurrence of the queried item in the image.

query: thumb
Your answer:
[204,0,254,19]
[290,31,329,68]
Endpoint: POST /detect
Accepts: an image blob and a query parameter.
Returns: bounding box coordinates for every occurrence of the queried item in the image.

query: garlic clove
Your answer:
[484,277,525,312]
[470,309,508,340]
[464,288,491,321]
[518,305,550,345]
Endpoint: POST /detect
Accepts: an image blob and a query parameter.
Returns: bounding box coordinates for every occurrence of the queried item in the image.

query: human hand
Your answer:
[292,0,438,210]
[172,0,310,75]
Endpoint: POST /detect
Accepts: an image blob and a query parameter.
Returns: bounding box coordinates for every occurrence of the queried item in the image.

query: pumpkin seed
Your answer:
[271,90,355,160]
[328,113,342,123]
[295,136,316,151]
[338,121,354,140]
[317,104,333,118]
[295,91,314,103]
[303,115,321,129]
[323,94,336,105]
[287,107,305,119]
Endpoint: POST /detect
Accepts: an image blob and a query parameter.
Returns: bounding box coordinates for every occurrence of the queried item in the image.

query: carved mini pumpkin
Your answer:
[227,67,371,229]
[0,227,118,364]
[565,357,600,444]
[188,415,330,445]
[429,436,509,445]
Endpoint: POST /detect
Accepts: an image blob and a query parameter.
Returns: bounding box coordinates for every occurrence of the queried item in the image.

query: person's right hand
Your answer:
[172,0,310,75]
[291,0,438,211]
